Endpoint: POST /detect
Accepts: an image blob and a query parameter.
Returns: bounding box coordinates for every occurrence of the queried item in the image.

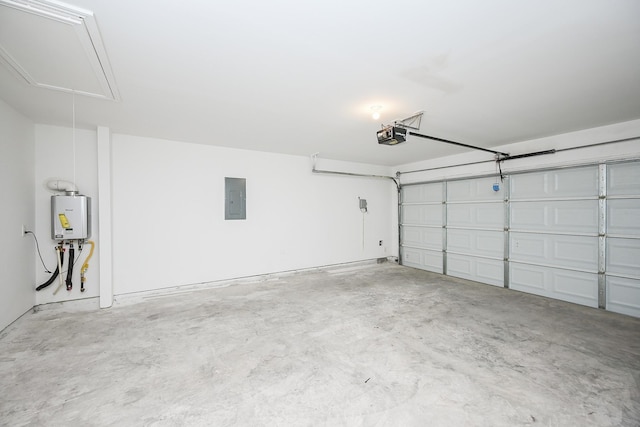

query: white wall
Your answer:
[397,119,640,183]
[33,118,638,304]
[31,126,396,303]
[0,100,35,331]
[111,134,396,295]
[34,125,100,306]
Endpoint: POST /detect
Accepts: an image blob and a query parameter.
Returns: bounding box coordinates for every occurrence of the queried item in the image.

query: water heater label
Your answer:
[58,213,71,229]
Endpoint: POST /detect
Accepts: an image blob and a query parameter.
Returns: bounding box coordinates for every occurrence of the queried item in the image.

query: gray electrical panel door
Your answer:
[225,177,246,220]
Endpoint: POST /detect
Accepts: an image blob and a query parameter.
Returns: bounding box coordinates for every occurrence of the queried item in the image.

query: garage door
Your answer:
[400,176,504,285]
[446,176,504,286]
[400,182,443,273]
[509,166,600,308]
[606,162,640,317]
[400,160,640,318]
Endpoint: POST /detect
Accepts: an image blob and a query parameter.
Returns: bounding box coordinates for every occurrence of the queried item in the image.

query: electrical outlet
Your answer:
[21,225,27,236]
[379,240,383,246]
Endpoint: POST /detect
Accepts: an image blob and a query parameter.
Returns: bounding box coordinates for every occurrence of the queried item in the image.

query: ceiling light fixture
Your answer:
[370,105,382,120]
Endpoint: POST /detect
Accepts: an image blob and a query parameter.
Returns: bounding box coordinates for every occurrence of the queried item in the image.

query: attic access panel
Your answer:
[225,177,246,220]
[0,0,120,100]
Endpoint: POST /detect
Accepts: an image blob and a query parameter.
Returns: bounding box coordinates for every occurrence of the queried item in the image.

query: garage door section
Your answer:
[606,162,640,317]
[400,182,443,273]
[400,161,640,318]
[509,167,600,307]
[446,177,504,286]
[400,177,504,286]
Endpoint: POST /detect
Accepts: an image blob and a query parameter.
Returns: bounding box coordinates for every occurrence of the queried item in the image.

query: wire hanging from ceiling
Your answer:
[72,90,76,190]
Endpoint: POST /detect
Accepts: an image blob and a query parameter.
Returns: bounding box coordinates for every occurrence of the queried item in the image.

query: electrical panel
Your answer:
[51,195,91,240]
[225,177,246,220]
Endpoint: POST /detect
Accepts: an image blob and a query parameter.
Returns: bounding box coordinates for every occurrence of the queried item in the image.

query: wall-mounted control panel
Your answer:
[51,195,91,240]
[225,177,246,220]
[359,197,367,213]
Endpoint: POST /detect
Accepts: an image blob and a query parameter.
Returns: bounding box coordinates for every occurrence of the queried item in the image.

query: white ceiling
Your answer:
[1,0,640,166]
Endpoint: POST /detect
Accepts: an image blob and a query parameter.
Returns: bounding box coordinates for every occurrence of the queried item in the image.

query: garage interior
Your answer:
[1,1,640,426]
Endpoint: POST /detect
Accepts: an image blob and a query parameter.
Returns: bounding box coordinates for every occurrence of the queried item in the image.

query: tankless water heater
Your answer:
[51,194,91,240]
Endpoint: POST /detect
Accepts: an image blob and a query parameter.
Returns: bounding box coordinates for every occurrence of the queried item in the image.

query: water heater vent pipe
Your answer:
[46,179,78,195]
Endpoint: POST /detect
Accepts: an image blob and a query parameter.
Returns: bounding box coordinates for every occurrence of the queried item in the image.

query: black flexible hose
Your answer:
[36,248,64,291]
[66,246,75,291]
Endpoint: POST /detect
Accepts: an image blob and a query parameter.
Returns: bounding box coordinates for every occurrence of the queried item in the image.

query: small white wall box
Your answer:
[51,195,91,240]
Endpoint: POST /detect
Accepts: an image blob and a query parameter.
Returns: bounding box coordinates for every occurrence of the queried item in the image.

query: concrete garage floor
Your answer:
[1,263,639,426]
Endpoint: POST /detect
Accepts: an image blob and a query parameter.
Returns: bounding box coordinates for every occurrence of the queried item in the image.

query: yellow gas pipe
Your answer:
[80,240,95,293]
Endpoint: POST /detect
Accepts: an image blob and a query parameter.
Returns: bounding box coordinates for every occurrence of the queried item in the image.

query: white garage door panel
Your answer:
[510,200,598,233]
[510,233,598,272]
[402,247,443,273]
[448,253,503,286]
[402,204,442,226]
[400,161,640,318]
[448,229,503,258]
[607,238,640,277]
[607,199,640,237]
[553,271,599,304]
[607,276,640,317]
[447,203,503,229]
[402,183,443,203]
[402,226,442,250]
[511,264,598,307]
[510,167,598,199]
[608,162,640,196]
[447,177,503,202]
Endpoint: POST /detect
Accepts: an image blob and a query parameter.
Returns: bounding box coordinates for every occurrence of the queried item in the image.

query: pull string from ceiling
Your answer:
[72,91,76,190]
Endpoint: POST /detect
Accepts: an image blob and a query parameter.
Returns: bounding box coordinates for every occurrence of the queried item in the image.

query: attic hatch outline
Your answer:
[0,0,120,101]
